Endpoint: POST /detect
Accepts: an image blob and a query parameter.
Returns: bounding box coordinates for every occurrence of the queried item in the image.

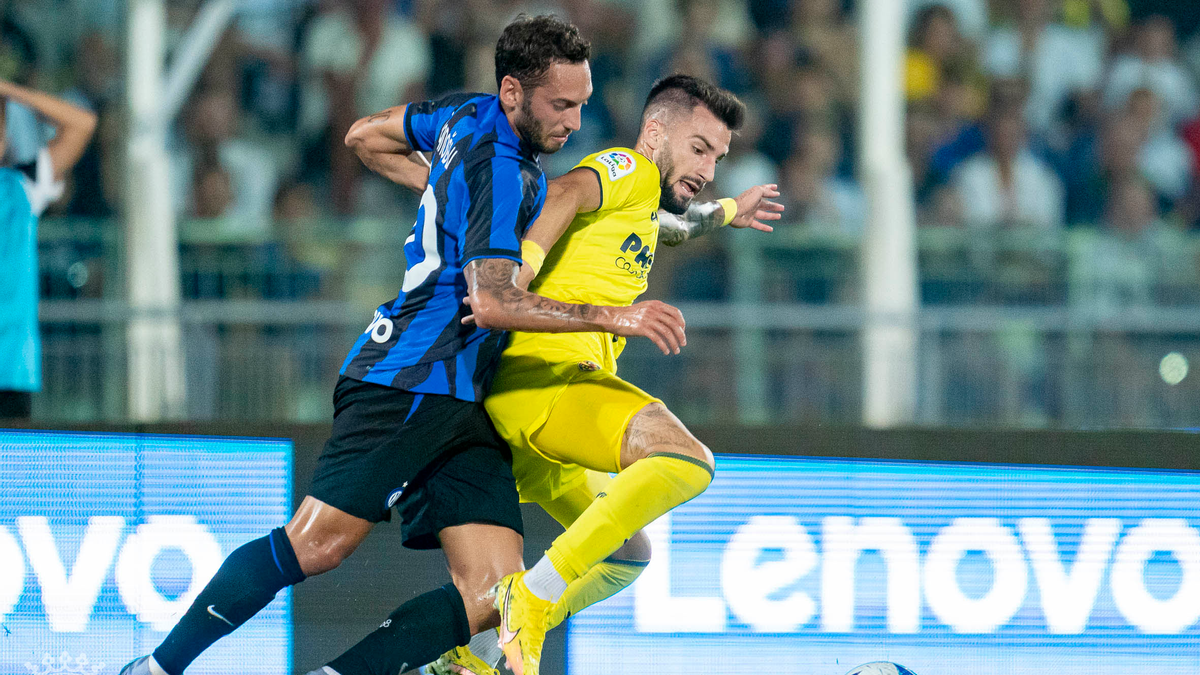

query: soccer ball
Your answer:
[845,663,919,675]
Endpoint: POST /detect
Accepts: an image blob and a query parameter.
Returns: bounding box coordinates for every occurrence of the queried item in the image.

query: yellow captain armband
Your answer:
[521,239,547,276]
[717,197,738,226]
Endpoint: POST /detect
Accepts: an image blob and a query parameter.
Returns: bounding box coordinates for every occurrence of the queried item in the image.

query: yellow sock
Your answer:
[546,556,648,629]
[546,452,713,581]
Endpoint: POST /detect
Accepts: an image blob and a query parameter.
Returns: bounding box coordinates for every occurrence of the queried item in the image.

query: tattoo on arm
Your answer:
[657,201,725,246]
[469,258,600,329]
[366,111,391,124]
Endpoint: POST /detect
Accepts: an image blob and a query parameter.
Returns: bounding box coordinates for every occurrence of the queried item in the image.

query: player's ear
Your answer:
[642,115,665,152]
[499,75,524,113]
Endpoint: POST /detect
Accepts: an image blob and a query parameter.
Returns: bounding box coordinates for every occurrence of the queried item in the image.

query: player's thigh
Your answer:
[619,401,713,471]
[530,372,660,474]
[398,444,525,551]
[308,376,455,525]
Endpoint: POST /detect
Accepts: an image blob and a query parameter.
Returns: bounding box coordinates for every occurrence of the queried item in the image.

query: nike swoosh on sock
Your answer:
[206,605,235,628]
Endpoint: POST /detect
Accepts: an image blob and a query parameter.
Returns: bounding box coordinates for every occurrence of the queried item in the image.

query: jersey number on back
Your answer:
[402,186,442,293]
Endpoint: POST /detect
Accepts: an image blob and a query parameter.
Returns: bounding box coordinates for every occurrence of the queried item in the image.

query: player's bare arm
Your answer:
[463,257,687,355]
[514,167,603,289]
[344,105,432,194]
[0,79,96,180]
[657,182,784,246]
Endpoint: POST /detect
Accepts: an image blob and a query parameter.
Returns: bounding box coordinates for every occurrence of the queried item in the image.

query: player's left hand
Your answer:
[729,183,784,232]
[461,296,477,326]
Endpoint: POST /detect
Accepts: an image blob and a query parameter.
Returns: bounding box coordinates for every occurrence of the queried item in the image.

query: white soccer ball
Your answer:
[845,663,919,675]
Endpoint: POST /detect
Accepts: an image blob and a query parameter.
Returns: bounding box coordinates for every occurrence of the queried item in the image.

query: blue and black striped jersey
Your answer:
[340,93,547,401]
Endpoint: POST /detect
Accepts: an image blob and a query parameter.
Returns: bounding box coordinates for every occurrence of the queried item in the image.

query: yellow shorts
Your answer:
[484,350,660,504]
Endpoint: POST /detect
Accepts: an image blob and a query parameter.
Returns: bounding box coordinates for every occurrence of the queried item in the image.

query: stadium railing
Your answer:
[33,217,1200,428]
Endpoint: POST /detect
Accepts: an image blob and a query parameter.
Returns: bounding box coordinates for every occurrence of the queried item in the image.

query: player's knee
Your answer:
[612,529,652,563]
[450,572,502,633]
[283,524,363,576]
[623,403,712,468]
[284,497,373,575]
[684,439,716,474]
[448,560,516,633]
[288,535,355,576]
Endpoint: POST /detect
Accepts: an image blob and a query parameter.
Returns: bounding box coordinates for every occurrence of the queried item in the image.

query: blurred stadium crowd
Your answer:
[7,0,1200,299]
[7,0,1200,425]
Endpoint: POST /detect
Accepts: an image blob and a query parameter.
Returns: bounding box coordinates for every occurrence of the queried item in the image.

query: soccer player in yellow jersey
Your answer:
[421,74,783,675]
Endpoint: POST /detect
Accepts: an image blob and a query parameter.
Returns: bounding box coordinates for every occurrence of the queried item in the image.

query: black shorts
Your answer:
[0,391,32,419]
[308,377,523,550]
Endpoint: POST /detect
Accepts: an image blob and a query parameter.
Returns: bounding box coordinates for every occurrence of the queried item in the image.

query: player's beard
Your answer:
[656,149,691,215]
[515,96,564,155]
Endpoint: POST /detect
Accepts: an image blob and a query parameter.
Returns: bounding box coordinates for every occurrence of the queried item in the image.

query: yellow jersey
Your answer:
[503,147,661,371]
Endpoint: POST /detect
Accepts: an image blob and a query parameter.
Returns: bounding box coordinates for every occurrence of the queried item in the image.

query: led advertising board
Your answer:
[567,455,1200,675]
[1,431,291,675]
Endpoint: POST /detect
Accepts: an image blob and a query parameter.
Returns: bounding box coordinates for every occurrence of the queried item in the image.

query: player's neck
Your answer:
[633,137,654,161]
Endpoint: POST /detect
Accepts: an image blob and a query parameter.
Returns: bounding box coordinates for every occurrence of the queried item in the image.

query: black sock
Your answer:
[326,583,471,675]
[153,527,306,674]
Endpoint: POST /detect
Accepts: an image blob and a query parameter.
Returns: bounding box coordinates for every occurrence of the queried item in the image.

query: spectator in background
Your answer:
[415,0,470,97]
[906,0,988,44]
[780,125,865,234]
[1182,113,1200,199]
[1060,0,1130,35]
[983,0,1106,134]
[0,12,45,167]
[63,32,119,217]
[192,158,235,220]
[907,101,942,202]
[1057,89,1110,224]
[270,180,334,301]
[1105,15,1199,128]
[234,3,304,134]
[646,0,753,96]
[931,67,981,146]
[0,78,95,419]
[299,0,429,213]
[790,0,857,106]
[927,77,1030,187]
[906,4,963,103]
[951,107,1064,230]
[1122,87,1193,205]
[1095,178,1194,307]
[761,48,839,165]
[925,184,965,227]
[172,87,279,235]
[1070,178,1193,424]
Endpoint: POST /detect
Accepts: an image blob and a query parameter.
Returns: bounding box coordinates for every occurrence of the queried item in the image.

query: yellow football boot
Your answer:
[422,646,499,675]
[493,572,551,675]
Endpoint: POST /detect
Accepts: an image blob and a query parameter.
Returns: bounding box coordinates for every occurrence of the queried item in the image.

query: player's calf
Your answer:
[612,528,652,563]
[441,522,525,634]
[544,531,651,629]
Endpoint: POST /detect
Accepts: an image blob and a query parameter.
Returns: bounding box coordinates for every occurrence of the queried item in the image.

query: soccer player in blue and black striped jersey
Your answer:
[121,15,687,675]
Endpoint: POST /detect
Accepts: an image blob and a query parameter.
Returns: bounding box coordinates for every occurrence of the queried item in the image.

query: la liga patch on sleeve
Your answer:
[597,151,636,181]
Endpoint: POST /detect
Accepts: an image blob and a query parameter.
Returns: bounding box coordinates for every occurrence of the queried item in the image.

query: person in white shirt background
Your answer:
[952,106,1064,230]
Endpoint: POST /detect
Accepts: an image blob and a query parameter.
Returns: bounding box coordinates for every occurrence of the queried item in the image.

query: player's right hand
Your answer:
[730,183,784,232]
[605,300,687,355]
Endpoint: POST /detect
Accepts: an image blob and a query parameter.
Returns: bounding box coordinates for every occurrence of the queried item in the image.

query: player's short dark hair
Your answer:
[495,15,591,90]
[643,74,746,131]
